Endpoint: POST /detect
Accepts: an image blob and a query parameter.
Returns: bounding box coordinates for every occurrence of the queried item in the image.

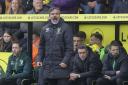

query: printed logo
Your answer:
[45,28,50,32]
[19,60,23,66]
[56,27,61,34]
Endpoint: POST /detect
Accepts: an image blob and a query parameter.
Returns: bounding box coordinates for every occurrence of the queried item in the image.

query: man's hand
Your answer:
[69,73,80,80]
[37,62,43,67]
[104,75,111,80]
[59,63,67,68]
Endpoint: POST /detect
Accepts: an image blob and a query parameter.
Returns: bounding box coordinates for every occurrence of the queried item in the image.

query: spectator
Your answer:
[96,41,128,85]
[37,7,73,85]
[0,30,14,52]
[7,0,23,14]
[80,0,104,14]
[78,31,86,44]
[51,0,80,14]
[0,41,32,85]
[5,0,11,14]
[104,0,115,13]
[112,0,128,13]
[4,0,23,37]
[69,45,102,85]
[25,0,50,33]
[27,0,49,14]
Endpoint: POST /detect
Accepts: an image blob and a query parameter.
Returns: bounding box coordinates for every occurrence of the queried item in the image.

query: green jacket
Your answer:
[6,52,32,79]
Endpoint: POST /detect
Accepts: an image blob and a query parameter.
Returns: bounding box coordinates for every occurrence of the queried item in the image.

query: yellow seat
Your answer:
[0,52,12,73]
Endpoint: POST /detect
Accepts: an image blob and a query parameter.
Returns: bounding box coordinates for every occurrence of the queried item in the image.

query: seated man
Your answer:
[96,41,128,85]
[69,45,102,85]
[0,41,32,85]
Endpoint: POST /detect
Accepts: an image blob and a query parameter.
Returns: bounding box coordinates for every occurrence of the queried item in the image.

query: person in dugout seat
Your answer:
[88,32,105,62]
[0,30,14,52]
[69,45,102,85]
[96,40,128,85]
[69,33,84,73]
[0,41,32,85]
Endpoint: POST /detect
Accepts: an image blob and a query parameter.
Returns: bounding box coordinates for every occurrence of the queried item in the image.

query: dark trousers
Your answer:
[38,68,69,85]
[0,78,31,85]
[43,78,69,85]
[96,77,127,85]
[38,67,46,85]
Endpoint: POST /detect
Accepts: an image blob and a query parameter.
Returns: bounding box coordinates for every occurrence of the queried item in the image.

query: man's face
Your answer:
[73,37,81,51]
[3,33,11,43]
[12,43,21,56]
[33,0,43,11]
[11,0,19,11]
[78,49,88,59]
[90,36,99,45]
[110,45,119,57]
[49,9,60,24]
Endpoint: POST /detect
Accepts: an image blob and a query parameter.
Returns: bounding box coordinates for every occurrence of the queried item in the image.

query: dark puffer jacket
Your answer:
[6,52,32,79]
[112,0,128,13]
[38,18,73,79]
[26,5,50,33]
[72,50,102,78]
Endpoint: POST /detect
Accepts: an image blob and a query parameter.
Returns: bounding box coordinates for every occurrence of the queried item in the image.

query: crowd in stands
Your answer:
[0,0,128,85]
[0,0,128,14]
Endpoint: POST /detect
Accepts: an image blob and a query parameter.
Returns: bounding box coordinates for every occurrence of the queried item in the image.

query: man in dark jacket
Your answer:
[37,7,73,85]
[69,45,102,85]
[96,41,128,85]
[0,41,32,85]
